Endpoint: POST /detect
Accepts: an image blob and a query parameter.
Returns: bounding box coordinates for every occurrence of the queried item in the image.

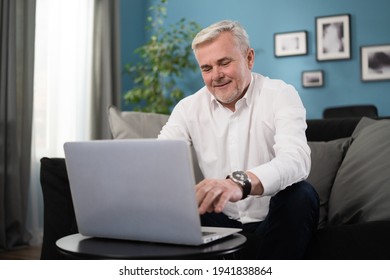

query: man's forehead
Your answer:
[196,39,240,65]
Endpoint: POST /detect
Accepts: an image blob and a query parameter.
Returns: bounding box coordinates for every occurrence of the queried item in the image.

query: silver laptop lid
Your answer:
[64,139,206,245]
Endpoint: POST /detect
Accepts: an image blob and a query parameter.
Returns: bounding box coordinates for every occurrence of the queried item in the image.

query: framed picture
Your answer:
[316,14,351,61]
[302,70,324,88]
[274,31,308,57]
[361,44,390,82]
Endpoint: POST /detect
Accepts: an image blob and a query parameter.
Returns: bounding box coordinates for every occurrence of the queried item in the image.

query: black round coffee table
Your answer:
[56,233,246,259]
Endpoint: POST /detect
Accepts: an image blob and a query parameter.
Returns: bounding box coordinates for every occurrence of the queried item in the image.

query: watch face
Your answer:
[232,171,248,181]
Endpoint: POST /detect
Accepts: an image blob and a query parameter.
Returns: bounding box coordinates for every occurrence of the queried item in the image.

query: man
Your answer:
[158,20,319,259]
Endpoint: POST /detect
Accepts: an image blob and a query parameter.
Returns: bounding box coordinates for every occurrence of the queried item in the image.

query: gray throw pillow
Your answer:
[328,119,390,225]
[351,116,377,138]
[107,105,204,182]
[307,138,351,228]
[107,105,169,139]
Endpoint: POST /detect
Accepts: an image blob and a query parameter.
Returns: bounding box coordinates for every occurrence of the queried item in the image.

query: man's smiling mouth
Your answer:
[213,81,231,88]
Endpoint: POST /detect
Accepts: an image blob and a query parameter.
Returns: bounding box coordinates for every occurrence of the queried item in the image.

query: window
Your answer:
[29,0,94,243]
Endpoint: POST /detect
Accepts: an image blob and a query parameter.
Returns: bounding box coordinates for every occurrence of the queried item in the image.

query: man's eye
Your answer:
[202,67,212,72]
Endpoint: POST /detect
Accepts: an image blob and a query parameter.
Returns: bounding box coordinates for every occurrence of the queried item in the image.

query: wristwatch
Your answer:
[227,171,252,199]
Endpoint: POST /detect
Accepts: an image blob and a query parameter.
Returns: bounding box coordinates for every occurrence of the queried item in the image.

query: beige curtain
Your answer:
[91,0,121,140]
[0,0,36,249]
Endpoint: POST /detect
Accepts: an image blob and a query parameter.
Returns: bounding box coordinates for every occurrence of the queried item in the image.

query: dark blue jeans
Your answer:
[201,180,319,259]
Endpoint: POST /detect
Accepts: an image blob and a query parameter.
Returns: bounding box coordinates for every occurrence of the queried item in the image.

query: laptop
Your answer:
[63,139,241,246]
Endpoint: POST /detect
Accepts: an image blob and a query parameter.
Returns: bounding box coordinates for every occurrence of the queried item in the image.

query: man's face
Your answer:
[194,32,254,110]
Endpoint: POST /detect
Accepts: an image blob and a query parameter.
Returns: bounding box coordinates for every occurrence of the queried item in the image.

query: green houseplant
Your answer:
[124,0,201,114]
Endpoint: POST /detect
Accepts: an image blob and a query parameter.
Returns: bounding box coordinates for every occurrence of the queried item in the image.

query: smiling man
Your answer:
[158,20,319,259]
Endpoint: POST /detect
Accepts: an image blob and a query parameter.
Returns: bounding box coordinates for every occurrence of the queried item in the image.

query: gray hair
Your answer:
[192,20,250,56]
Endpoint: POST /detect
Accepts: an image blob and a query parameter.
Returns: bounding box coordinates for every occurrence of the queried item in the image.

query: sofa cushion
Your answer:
[307,138,350,228]
[328,119,390,225]
[107,105,169,139]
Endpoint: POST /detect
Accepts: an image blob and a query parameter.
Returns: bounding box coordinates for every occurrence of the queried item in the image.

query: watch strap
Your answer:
[226,173,251,199]
[240,179,251,199]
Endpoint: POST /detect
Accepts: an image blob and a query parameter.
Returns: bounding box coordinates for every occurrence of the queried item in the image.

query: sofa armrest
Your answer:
[40,157,78,259]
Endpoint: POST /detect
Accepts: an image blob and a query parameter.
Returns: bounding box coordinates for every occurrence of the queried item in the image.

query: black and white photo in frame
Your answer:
[361,44,390,82]
[316,14,351,61]
[302,70,324,88]
[274,31,308,57]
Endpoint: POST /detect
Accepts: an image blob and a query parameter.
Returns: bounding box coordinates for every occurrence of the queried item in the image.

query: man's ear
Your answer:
[247,48,255,70]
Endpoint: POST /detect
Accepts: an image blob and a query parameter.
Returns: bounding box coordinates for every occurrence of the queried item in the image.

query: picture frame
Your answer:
[302,70,324,88]
[274,31,308,57]
[316,14,351,61]
[360,44,390,82]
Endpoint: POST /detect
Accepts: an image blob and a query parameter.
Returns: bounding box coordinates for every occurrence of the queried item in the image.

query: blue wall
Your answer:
[120,0,390,119]
[120,0,147,106]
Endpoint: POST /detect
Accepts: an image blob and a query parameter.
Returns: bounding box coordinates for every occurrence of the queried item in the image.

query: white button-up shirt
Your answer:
[158,73,310,223]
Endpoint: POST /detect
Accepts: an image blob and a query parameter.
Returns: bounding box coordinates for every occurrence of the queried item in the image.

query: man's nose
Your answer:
[211,66,224,81]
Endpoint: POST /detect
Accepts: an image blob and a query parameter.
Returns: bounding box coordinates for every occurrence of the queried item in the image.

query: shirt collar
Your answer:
[243,73,255,106]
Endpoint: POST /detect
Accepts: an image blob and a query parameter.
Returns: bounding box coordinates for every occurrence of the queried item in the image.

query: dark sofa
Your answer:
[40,112,390,259]
[304,117,390,259]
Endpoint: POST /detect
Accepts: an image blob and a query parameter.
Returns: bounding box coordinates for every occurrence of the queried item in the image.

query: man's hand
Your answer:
[195,172,264,215]
[195,178,243,214]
